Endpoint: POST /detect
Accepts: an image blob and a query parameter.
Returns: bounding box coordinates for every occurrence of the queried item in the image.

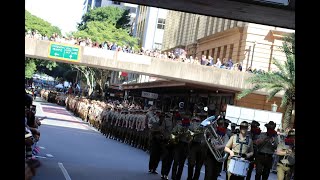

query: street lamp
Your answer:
[271,102,278,112]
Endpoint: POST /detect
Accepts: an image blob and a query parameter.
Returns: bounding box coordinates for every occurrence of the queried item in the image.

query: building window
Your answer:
[157,18,166,29]
[112,1,120,5]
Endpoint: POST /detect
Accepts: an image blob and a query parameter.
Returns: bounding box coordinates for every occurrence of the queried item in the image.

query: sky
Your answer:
[25,0,86,35]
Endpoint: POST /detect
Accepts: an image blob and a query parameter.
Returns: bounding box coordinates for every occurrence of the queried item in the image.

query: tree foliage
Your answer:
[25,59,37,78]
[237,33,295,130]
[78,6,131,30]
[25,10,62,36]
[73,21,138,49]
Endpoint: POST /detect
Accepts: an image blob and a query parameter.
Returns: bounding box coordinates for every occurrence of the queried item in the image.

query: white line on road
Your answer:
[39,146,46,149]
[46,154,54,158]
[58,162,72,180]
[34,155,47,159]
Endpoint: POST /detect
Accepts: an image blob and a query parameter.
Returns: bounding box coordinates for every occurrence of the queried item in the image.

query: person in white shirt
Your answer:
[214,58,222,68]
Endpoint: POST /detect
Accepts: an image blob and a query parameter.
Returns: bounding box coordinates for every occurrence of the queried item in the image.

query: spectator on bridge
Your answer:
[207,56,214,66]
[214,58,222,68]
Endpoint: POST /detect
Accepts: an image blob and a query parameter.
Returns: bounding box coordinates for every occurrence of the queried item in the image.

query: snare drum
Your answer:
[228,157,250,177]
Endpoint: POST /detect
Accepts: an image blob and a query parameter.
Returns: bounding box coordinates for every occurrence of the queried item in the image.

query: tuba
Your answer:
[201,116,228,163]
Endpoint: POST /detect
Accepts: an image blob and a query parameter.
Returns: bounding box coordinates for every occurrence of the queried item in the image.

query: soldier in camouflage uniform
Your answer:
[106,107,116,139]
[139,110,149,151]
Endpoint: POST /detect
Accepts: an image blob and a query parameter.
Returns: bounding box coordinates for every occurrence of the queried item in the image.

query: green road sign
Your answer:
[48,42,81,62]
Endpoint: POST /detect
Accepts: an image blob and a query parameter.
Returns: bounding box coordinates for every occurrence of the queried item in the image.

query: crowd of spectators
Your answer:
[25,87,45,179]
[26,30,267,74]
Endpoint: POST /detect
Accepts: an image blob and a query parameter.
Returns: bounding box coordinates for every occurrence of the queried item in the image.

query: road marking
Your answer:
[58,162,72,180]
[34,155,47,159]
[39,146,46,149]
[46,154,54,158]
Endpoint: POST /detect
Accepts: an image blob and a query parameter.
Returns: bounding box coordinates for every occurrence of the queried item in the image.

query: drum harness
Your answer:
[236,134,250,157]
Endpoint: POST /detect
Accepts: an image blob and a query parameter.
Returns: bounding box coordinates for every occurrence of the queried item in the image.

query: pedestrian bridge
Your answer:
[25,38,277,96]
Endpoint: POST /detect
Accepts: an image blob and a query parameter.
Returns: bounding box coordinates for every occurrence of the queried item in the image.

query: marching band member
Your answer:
[160,112,175,180]
[255,121,279,180]
[276,129,295,180]
[148,109,162,174]
[187,116,205,180]
[204,117,230,180]
[224,121,254,180]
[246,120,261,180]
[170,112,192,180]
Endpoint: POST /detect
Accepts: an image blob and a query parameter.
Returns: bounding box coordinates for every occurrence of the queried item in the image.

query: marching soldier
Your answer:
[170,112,192,180]
[148,109,162,174]
[255,121,279,180]
[204,117,230,180]
[106,107,115,139]
[160,112,174,180]
[125,110,134,144]
[276,129,295,180]
[224,121,254,180]
[246,120,262,180]
[187,116,205,180]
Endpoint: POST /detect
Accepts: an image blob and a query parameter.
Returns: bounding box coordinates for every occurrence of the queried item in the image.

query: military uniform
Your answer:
[171,118,191,180]
[276,130,295,180]
[255,121,278,180]
[204,117,230,180]
[148,110,162,174]
[245,121,261,180]
[225,121,253,180]
[160,112,175,180]
[188,117,206,180]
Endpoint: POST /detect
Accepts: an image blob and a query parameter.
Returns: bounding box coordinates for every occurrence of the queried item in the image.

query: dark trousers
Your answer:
[161,142,174,176]
[148,133,162,171]
[246,156,255,180]
[188,142,205,180]
[204,151,222,180]
[171,142,189,180]
[255,153,273,180]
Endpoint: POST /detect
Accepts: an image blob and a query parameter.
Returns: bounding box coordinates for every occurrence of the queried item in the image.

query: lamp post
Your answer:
[271,102,278,112]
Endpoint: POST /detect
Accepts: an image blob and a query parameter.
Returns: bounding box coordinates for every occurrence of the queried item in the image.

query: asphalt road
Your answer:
[32,98,277,180]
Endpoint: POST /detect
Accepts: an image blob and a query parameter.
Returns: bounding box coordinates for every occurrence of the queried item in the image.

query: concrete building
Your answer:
[134,6,167,50]
[162,10,294,72]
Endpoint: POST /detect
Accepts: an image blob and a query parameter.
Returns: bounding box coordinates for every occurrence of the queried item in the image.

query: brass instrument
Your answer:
[186,129,203,142]
[169,131,182,144]
[201,116,228,163]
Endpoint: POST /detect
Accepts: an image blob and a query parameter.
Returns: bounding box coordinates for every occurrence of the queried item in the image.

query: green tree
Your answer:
[25,59,37,78]
[72,65,96,96]
[78,6,131,30]
[237,34,295,130]
[73,21,138,48]
[25,10,62,36]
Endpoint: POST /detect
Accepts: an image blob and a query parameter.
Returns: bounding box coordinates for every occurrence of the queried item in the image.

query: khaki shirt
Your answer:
[277,143,295,165]
[226,134,253,155]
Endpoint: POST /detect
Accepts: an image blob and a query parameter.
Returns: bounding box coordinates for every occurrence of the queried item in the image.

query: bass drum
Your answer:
[228,157,250,177]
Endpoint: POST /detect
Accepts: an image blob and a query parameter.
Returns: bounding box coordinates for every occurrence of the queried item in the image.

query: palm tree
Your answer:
[237,34,295,130]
